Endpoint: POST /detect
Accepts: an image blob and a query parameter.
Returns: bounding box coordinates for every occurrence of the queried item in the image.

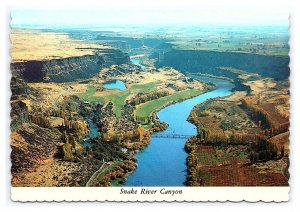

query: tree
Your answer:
[63,138,73,161]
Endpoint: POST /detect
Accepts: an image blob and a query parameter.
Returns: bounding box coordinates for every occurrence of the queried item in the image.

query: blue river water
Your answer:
[131,58,147,69]
[103,80,127,90]
[82,116,98,148]
[125,77,234,186]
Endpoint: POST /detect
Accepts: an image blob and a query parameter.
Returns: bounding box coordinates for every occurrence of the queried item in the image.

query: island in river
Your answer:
[10,27,289,187]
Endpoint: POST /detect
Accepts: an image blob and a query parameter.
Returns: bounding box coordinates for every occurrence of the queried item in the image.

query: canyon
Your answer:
[10,27,290,187]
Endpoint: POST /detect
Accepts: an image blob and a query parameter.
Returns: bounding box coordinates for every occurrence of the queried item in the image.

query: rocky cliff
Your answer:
[158,50,290,81]
[11,49,129,83]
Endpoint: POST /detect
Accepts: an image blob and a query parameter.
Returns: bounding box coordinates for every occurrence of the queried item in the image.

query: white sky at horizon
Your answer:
[11,5,289,28]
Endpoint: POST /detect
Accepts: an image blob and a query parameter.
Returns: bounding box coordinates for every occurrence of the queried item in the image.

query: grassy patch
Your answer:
[98,90,130,117]
[141,124,153,130]
[78,85,102,103]
[130,81,160,93]
[78,82,162,118]
[78,82,204,122]
[135,89,203,119]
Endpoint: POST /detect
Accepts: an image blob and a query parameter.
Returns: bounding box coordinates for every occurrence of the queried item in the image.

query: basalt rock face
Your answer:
[98,49,130,67]
[10,77,32,100]
[158,50,290,80]
[11,49,129,83]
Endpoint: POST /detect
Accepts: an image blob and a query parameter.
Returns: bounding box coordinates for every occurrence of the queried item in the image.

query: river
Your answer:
[125,76,234,186]
[131,57,147,69]
[84,57,234,186]
[82,114,98,148]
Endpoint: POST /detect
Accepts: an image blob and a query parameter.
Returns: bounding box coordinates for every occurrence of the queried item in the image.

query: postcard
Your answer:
[10,4,290,202]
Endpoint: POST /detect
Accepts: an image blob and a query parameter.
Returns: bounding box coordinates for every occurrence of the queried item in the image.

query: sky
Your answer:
[10,2,289,28]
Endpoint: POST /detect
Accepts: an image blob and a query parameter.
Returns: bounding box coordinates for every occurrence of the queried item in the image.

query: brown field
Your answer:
[195,144,288,186]
[11,30,110,62]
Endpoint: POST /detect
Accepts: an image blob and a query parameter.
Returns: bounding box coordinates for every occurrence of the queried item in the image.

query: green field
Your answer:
[130,81,160,92]
[135,89,204,119]
[78,85,130,117]
[78,85,100,103]
[79,83,205,121]
[98,91,130,117]
[78,82,161,117]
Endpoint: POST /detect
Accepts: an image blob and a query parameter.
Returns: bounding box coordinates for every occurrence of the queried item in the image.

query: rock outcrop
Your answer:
[11,49,129,83]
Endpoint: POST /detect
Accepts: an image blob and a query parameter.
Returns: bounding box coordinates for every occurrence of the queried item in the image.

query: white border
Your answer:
[11,187,290,202]
[1,0,300,208]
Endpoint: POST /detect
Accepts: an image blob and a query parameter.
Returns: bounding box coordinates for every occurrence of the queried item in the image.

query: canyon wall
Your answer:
[158,50,290,80]
[11,49,129,83]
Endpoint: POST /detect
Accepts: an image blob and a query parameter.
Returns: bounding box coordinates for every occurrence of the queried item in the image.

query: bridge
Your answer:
[151,134,194,139]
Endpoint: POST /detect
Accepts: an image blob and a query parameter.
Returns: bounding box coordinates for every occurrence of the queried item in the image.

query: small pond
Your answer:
[103,80,127,90]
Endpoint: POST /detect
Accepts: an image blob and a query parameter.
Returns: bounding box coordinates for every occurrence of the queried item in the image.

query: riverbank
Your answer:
[146,85,214,132]
[185,76,289,186]
[85,160,137,187]
[125,77,233,186]
[83,80,213,187]
[82,73,217,187]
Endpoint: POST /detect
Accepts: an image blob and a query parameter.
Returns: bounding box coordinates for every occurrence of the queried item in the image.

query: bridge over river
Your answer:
[125,76,234,186]
[151,134,194,139]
